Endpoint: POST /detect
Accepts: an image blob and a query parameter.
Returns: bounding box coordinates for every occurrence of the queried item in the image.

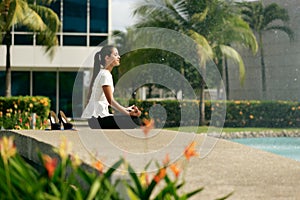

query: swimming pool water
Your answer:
[231,137,300,162]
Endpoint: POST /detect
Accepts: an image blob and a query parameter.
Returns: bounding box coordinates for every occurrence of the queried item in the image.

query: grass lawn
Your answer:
[165,126,300,134]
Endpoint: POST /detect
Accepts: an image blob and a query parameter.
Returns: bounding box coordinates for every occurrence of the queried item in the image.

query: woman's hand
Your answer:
[128,105,141,117]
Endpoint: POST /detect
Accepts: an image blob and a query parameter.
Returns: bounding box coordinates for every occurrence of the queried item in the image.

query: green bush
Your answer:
[0,96,51,129]
[129,99,200,127]
[130,99,300,128]
[221,100,300,128]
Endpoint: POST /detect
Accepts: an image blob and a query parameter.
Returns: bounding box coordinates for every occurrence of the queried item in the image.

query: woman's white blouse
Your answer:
[81,69,114,118]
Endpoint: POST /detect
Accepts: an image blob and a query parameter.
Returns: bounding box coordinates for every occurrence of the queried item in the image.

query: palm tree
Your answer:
[133,0,257,125]
[192,0,257,98]
[0,0,60,97]
[239,0,294,99]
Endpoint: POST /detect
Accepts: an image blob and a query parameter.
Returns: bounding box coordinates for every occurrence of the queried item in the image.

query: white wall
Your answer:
[0,45,99,71]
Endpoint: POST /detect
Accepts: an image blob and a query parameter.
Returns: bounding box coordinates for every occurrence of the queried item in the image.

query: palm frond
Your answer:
[5,0,32,30]
[133,0,170,18]
[263,3,289,26]
[133,0,189,27]
[265,25,294,41]
[220,45,245,85]
[29,4,60,33]
[20,3,60,57]
[26,0,56,6]
[190,7,208,24]
[188,30,213,67]
[224,16,258,53]
[173,0,189,21]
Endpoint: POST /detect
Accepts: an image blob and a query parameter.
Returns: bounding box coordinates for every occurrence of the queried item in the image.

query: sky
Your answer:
[110,0,260,31]
[111,0,139,31]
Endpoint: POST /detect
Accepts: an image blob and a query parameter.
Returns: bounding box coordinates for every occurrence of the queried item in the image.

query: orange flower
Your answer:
[184,141,199,161]
[141,118,155,136]
[170,163,181,178]
[249,114,254,119]
[153,168,166,183]
[93,160,104,174]
[42,155,57,178]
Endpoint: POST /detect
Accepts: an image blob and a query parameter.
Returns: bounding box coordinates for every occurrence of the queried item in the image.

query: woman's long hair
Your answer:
[86,45,115,105]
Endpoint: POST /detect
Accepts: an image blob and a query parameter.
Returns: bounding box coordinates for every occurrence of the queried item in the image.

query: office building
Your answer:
[0,0,111,117]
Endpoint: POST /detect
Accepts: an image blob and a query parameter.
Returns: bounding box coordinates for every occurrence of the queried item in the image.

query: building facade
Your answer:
[0,0,111,117]
[228,0,300,101]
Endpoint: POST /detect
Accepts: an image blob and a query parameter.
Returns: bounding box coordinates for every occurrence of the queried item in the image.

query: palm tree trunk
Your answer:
[199,64,206,126]
[199,80,206,125]
[4,31,11,97]
[224,57,229,100]
[259,32,266,99]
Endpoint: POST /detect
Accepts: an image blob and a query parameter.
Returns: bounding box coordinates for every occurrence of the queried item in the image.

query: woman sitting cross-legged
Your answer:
[81,45,142,129]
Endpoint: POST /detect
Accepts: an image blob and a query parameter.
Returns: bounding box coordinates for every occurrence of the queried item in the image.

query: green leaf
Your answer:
[127,187,140,200]
[220,45,245,86]
[104,158,124,178]
[184,187,204,198]
[86,179,101,200]
[49,182,61,197]
[215,191,234,200]
[127,164,144,197]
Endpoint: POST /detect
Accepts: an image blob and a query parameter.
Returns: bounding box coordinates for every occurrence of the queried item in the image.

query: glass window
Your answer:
[63,0,87,32]
[49,0,61,19]
[0,71,5,96]
[14,24,30,32]
[59,72,82,117]
[90,0,108,33]
[63,35,86,46]
[14,34,33,45]
[89,36,107,46]
[0,71,30,96]
[36,34,61,46]
[12,72,30,96]
[33,72,57,111]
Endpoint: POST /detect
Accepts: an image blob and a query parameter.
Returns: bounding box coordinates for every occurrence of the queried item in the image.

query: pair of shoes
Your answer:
[48,110,74,130]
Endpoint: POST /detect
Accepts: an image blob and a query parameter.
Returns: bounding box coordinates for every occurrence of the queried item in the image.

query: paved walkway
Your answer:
[1,124,300,199]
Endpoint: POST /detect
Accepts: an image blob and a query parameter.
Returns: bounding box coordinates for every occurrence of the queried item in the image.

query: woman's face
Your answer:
[106,48,120,67]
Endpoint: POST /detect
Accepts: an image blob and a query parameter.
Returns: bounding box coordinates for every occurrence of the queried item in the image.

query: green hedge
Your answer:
[221,100,300,127]
[130,99,300,128]
[0,96,51,129]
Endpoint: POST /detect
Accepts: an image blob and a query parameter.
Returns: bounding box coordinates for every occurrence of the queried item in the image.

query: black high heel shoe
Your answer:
[48,111,61,130]
[58,110,74,130]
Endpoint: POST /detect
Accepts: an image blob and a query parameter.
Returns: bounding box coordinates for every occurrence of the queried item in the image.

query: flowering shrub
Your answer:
[0,135,232,200]
[130,99,300,128]
[0,96,50,129]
